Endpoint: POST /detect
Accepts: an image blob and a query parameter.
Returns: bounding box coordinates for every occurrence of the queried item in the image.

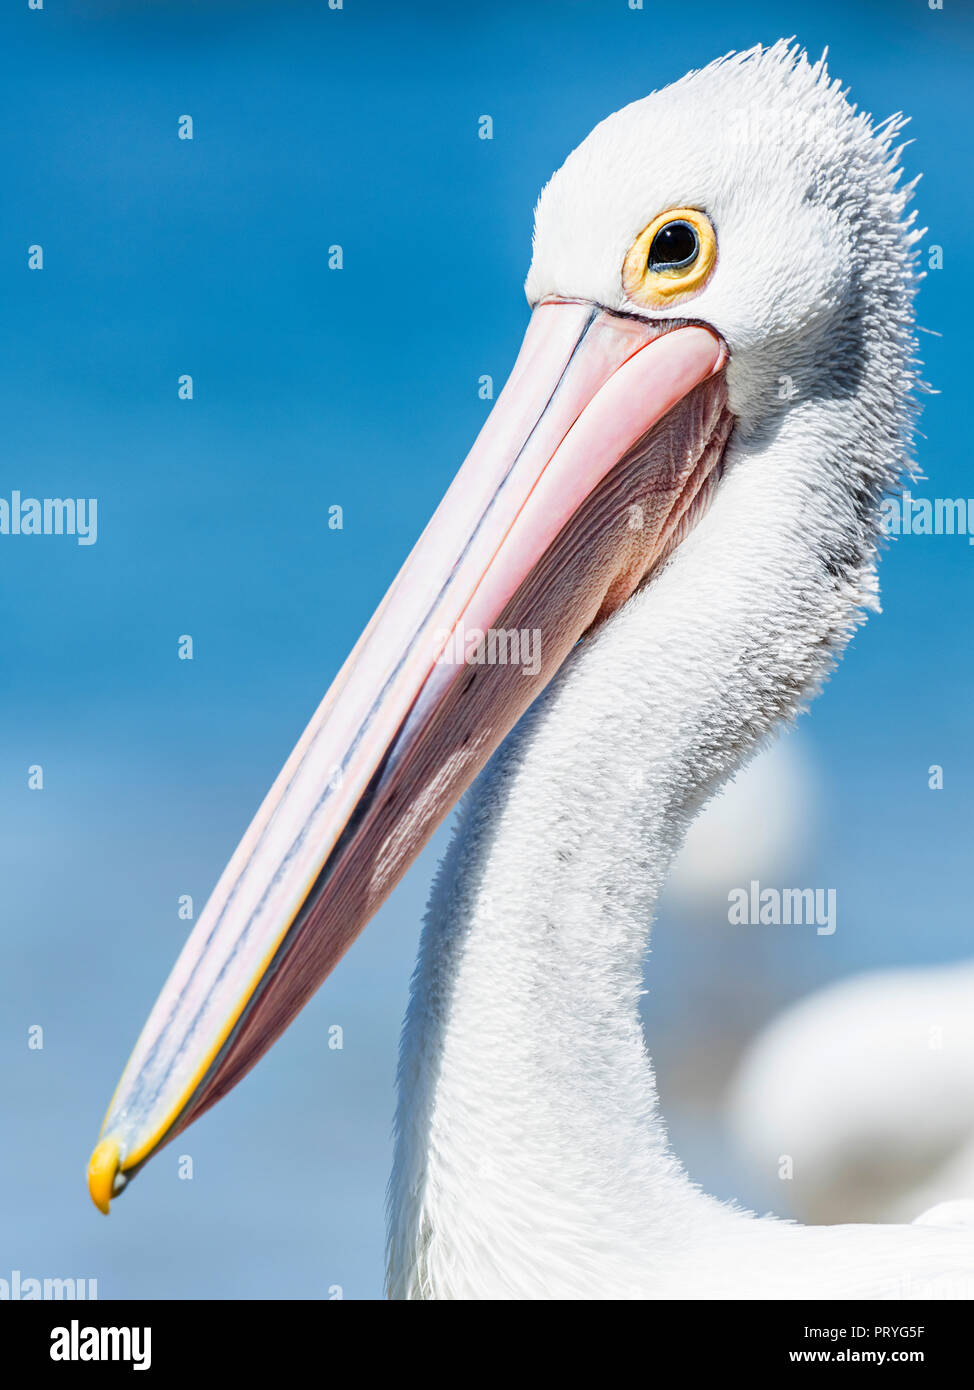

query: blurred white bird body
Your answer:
[90,43,974,1300]
[730,961,974,1226]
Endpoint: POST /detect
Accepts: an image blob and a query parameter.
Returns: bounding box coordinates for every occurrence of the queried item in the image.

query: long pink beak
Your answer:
[87,299,731,1212]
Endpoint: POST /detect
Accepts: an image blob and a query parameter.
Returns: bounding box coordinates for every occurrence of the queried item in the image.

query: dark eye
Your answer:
[647,219,700,272]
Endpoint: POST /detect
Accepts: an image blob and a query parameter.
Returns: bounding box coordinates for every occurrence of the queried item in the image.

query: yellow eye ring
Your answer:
[622,207,717,309]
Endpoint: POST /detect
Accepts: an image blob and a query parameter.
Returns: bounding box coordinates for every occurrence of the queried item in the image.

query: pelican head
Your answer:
[88,41,920,1220]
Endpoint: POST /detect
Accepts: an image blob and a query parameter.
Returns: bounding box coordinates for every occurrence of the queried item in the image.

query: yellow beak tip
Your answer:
[87,1137,122,1215]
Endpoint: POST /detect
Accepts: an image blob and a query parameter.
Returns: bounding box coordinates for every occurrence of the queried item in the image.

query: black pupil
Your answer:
[647,220,699,271]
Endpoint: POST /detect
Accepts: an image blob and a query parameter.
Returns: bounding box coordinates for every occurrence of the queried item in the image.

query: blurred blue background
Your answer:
[1,0,971,1298]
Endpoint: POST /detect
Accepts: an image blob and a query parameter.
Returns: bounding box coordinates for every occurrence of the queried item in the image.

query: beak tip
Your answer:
[87,1136,122,1215]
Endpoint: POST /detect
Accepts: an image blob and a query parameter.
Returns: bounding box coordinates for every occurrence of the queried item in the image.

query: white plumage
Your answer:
[664,731,818,912]
[387,42,974,1298]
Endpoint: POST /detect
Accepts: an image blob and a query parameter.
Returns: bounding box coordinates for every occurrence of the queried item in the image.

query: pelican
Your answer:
[728,960,974,1225]
[86,42,974,1299]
